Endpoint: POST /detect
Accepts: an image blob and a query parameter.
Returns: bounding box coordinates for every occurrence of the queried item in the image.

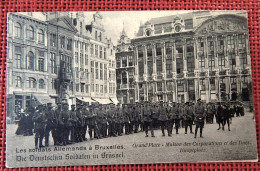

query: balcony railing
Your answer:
[121,84,128,89]
[241,69,248,74]
[200,72,206,77]
[230,70,238,75]
[166,54,172,59]
[186,52,194,57]
[166,73,173,78]
[157,75,162,80]
[227,48,235,54]
[177,73,184,78]
[198,51,204,57]
[187,72,195,77]
[175,53,183,58]
[208,50,214,55]
[209,71,216,76]
[219,70,226,76]
[238,47,246,53]
[217,49,224,55]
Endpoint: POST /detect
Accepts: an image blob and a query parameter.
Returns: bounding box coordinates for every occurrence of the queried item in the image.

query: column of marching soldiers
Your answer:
[15,99,246,148]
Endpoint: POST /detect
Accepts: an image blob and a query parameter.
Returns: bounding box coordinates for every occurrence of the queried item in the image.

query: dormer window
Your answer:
[145,29,151,37]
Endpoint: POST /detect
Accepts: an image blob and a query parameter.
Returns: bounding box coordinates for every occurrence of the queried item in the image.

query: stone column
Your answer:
[162,42,166,78]
[245,33,251,66]
[194,38,199,71]
[204,37,208,69]
[205,78,210,103]
[235,34,240,68]
[172,41,176,73]
[183,41,187,72]
[143,45,147,81]
[152,43,157,80]
[214,36,218,70]
[134,46,139,102]
[194,79,199,101]
[223,35,229,69]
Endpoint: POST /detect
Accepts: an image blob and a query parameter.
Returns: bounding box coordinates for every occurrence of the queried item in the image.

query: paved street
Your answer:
[6,111,258,167]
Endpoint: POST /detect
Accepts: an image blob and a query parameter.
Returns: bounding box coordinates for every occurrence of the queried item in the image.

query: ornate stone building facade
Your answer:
[116,29,135,104]
[117,11,251,103]
[7,12,117,119]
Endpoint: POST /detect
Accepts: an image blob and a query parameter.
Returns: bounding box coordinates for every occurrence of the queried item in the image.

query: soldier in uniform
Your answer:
[116,104,124,136]
[59,103,70,145]
[123,104,130,135]
[111,104,118,137]
[44,103,54,147]
[69,104,77,143]
[151,103,159,137]
[133,105,139,133]
[102,105,108,138]
[206,103,215,124]
[183,102,194,134]
[158,102,168,136]
[128,105,134,134]
[33,105,46,148]
[194,99,206,138]
[93,106,101,139]
[173,103,181,134]
[75,105,83,142]
[52,102,62,145]
[106,104,113,137]
[81,105,88,141]
[143,102,153,137]
[87,106,95,140]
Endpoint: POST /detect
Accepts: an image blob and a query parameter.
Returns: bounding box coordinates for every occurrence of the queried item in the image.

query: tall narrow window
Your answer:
[60,36,65,48]
[85,54,88,65]
[15,76,22,88]
[95,62,99,79]
[15,46,22,69]
[50,53,56,74]
[104,64,107,80]
[38,29,44,43]
[67,38,72,50]
[27,26,34,40]
[95,45,98,57]
[128,56,133,66]
[28,51,34,70]
[100,46,103,58]
[100,63,103,80]
[50,33,56,47]
[15,22,22,38]
[156,43,162,56]
[90,44,94,56]
[104,48,107,59]
[39,79,45,89]
[38,51,45,72]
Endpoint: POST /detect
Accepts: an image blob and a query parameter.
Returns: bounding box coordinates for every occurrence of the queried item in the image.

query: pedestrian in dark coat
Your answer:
[33,105,46,148]
[158,102,168,136]
[194,99,206,138]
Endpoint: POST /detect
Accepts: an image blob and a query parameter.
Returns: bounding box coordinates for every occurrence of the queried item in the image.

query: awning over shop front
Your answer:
[92,98,111,104]
[110,97,119,104]
[33,94,56,106]
[77,97,96,103]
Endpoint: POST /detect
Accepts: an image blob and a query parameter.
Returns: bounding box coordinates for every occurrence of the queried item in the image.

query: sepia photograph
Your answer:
[6,10,258,168]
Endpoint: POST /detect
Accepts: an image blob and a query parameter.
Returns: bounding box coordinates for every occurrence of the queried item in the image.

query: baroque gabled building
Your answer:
[116,11,252,103]
[116,29,135,104]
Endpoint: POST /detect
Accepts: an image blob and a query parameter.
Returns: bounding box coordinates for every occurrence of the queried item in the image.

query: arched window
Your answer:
[27,77,36,88]
[15,22,22,38]
[15,76,22,88]
[122,72,127,84]
[27,26,34,40]
[38,29,44,43]
[28,51,34,70]
[39,79,45,89]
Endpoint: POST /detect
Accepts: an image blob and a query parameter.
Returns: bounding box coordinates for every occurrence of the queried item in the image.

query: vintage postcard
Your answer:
[6,11,258,168]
